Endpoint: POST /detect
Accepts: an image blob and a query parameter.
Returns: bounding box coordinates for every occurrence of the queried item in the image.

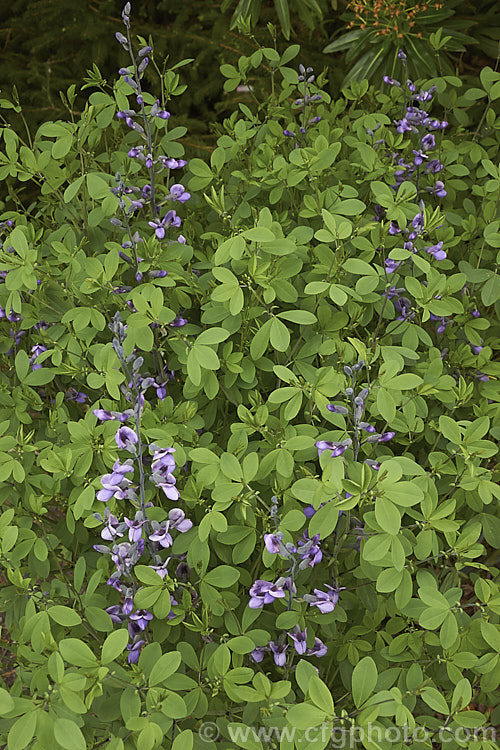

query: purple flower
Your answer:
[124,515,146,543]
[105,605,123,624]
[472,309,480,318]
[385,258,402,274]
[66,388,88,403]
[29,344,47,370]
[307,638,328,657]
[160,157,187,169]
[393,296,413,321]
[122,597,134,616]
[168,184,191,203]
[148,210,181,239]
[127,639,145,664]
[421,133,435,151]
[264,532,283,554]
[315,439,352,458]
[169,315,188,327]
[129,609,153,631]
[93,409,131,422]
[152,448,176,474]
[297,532,322,567]
[394,118,412,134]
[115,426,138,450]
[283,129,296,137]
[426,180,447,198]
[250,646,268,663]
[383,76,400,86]
[426,159,444,174]
[411,211,424,232]
[304,585,345,613]
[249,580,285,609]
[269,641,288,667]
[288,628,307,655]
[413,149,427,167]
[425,241,446,261]
[429,313,452,334]
[155,472,179,500]
[149,521,173,548]
[96,469,134,503]
[168,508,192,533]
[111,541,144,574]
[101,513,125,541]
[303,504,321,519]
[149,558,171,579]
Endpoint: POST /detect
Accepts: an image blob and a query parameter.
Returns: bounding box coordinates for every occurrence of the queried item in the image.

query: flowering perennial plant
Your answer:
[0,4,498,749]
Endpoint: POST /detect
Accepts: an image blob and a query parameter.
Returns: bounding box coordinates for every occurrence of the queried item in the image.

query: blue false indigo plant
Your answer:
[0,3,499,748]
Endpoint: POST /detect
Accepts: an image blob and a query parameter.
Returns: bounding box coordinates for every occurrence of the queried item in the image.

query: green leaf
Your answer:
[286,703,328,729]
[480,621,500,651]
[274,0,291,39]
[15,350,30,381]
[276,610,301,629]
[52,136,73,159]
[54,718,86,750]
[196,328,230,346]
[331,198,366,216]
[204,565,240,588]
[421,687,449,715]
[250,319,272,360]
[149,650,182,687]
[59,638,98,667]
[0,686,15,715]
[269,317,290,351]
[352,656,378,707]
[242,227,275,243]
[23,368,55,386]
[440,612,458,649]
[161,691,188,719]
[63,175,84,203]
[227,636,255,654]
[362,533,392,561]
[439,415,462,444]
[481,274,500,305]
[189,157,213,178]
[7,711,37,750]
[278,310,317,324]
[172,730,193,750]
[308,675,334,714]
[194,344,220,370]
[48,605,82,627]
[101,628,129,663]
[387,373,423,390]
[375,498,400,535]
[86,172,110,199]
[343,258,377,276]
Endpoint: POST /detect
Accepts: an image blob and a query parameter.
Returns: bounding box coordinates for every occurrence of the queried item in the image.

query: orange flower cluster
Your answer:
[347,0,442,37]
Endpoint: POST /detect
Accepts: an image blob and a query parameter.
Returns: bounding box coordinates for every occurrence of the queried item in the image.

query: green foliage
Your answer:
[323,0,499,86]
[0,7,499,750]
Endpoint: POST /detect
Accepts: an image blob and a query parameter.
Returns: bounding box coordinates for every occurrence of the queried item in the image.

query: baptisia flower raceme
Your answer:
[92,319,192,664]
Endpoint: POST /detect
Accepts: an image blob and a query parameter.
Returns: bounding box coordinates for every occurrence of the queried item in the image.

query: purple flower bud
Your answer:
[326,404,349,415]
[115,32,128,47]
